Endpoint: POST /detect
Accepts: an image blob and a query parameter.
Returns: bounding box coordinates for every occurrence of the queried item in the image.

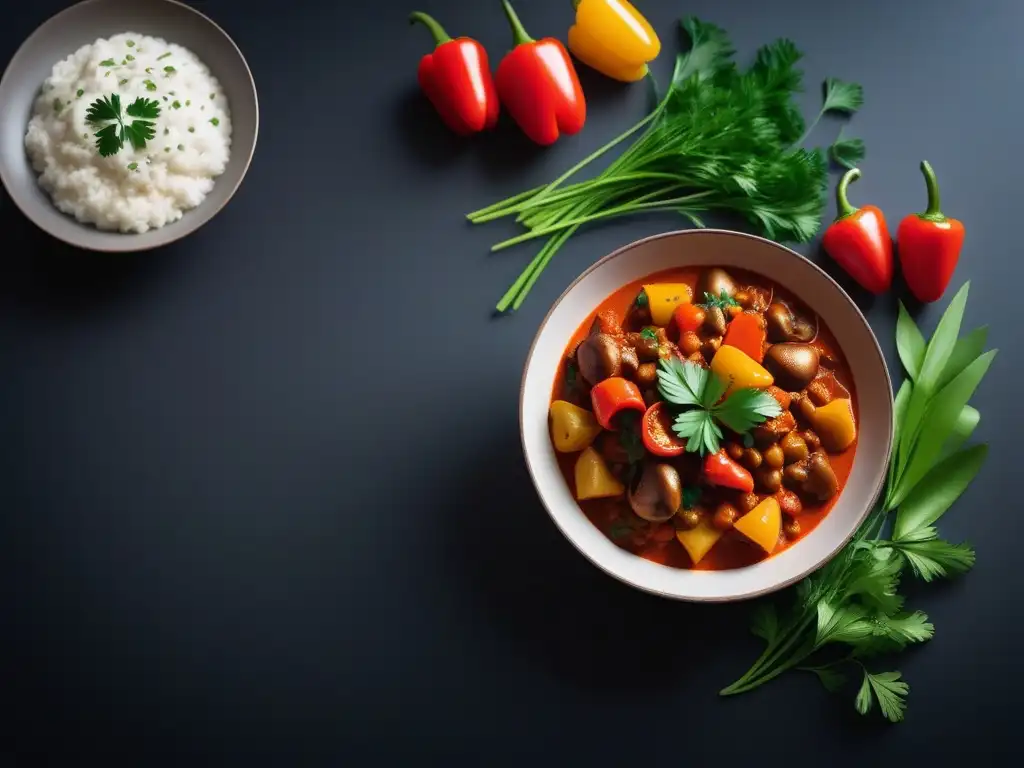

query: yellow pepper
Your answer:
[567,0,661,83]
[574,447,625,500]
[676,518,724,565]
[710,345,774,393]
[810,398,858,452]
[549,400,602,453]
[733,497,781,555]
[642,282,693,326]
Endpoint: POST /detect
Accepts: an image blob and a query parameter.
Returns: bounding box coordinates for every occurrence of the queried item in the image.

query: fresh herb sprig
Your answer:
[86,94,161,157]
[698,290,740,311]
[829,128,866,171]
[720,283,995,722]
[468,18,866,312]
[657,357,781,455]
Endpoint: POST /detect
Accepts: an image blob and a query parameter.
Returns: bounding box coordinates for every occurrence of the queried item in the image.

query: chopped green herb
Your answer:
[187,127,195,133]
[85,94,161,157]
[172,100,181,109]
[681,486,702,510]
[168,91,176,96]
[185,99,190,106]
[209,117,220,127]
[698,290,740,311]
[164,146,171,152]
[125,54,135,61]
[144,80,157,91]
[99,59,116,67]
[126,40,135,47]
[640,327,657,341]
[158,52,172,60]
[145,67,153,74]
[163,96,168,102]
[164,127,169,135]
[164,66,176,74]
[177,143,185,151]
[120,59,126,65]
[209,93,215,100]
[119,78,128,85]
[52,98,63,113]
[104,71,111,78]
[127,162,138,171]
[76,88,84,97]
[635,290,648,307]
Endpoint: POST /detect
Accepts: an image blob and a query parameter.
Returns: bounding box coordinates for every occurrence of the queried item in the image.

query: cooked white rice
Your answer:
[24,31,232,234]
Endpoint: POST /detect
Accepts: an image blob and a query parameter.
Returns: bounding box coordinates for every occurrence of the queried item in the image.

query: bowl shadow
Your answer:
[436,425,752,693]
[810,242,878,314]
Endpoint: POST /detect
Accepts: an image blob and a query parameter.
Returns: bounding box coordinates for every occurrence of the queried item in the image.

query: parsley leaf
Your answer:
[712,388,782,433]
[890,532,976,582]
[698,290,739,310]
[802,664,847,693]
[640,327,658,341]
[830,129,865,170]
[85,93,161,157]
[658,357,707,407]
[856,669,908,723]
[635,290,648,307]
[750,603,780,643]
[822,78,865,114]
[672,409,718,455]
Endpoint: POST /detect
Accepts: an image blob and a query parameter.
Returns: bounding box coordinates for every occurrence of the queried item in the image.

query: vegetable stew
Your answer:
[549,266,858,571]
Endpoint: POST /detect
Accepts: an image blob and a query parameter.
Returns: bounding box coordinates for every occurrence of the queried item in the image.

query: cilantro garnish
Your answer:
[698,290,740,311]
[657,357,781,456]
[640,327,658,341]
[85,94,161,157]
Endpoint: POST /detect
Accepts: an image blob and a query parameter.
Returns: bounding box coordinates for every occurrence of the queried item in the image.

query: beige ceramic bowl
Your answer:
[0,0,258,252]
[520,230,893,602]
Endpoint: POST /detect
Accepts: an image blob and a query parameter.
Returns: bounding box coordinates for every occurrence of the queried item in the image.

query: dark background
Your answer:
[0,0,1019,763]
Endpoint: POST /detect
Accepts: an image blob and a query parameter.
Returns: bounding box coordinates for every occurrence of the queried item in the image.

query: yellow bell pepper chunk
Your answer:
[733,497,782,555]
[710,345,774,393]
[642,283,693,326]
[568,0,661,83]
[811,397,858,452]
[549,400,602,453]
[574,447,625,500]
[676,518,725,565]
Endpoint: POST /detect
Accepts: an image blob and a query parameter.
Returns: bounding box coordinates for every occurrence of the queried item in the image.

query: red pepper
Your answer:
[410,12,499,136]
[821,168,894,295]
[702,450,754,493]
[673,303,705,335]
[590,377,645,430]
[722,312,767,363]
[495,0,586,146]
[897,161,966,303]
[641,402,687,457]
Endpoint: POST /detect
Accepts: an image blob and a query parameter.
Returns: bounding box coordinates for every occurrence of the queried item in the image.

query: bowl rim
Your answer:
[0,0,259,252]
[518,228,893,602]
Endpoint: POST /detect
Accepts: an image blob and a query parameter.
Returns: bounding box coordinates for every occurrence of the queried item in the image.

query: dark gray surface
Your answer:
[0,0,1018,763]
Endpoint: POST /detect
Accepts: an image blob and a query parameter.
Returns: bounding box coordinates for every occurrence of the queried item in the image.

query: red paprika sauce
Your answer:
[550,266,858,571]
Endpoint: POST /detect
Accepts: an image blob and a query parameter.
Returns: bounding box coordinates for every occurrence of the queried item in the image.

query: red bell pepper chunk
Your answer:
[496,1,586,146]
[821,168,894,295]
[702,450,754,493]
[590,377,645,430]
[722,312,767,363]
[641,402,687,457]
[673,303,705,335]
[897,161,966,303]
[410,12,499,136]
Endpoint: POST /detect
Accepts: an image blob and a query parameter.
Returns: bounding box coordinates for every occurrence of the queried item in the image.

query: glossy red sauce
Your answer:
[550,266,859,571]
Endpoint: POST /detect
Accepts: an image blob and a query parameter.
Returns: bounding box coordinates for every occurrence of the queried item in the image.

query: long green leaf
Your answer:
[896,302,925,380]
[890,350,997,508]
[893,444,988,540]
[917,282,970,393]
[940,405,980,461]
[936,326,989,391]
[886,380,912,497]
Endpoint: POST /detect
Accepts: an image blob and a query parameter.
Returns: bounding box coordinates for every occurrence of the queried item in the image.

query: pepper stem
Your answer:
[409,12,452,46]
[918,160,946,221]
[834,168,861,220]
[501,0,535,46]
[571,0,584,9]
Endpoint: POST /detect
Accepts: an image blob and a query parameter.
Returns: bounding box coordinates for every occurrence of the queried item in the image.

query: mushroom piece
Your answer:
[576,333,621,385]
[783,452,839,502]
[703,306,727,335]
[628,462,683,522]
[765,302,817,343]
[699,268,737,300]
[764,343,820,391]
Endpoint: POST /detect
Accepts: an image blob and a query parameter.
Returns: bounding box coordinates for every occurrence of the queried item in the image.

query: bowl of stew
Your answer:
[521,229,893,602]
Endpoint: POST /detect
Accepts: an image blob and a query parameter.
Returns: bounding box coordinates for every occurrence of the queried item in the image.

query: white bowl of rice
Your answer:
[0,0,258,251]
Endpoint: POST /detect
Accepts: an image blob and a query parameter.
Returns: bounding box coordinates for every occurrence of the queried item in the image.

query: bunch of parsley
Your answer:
[720,283,995,721]
[468,18,865,311]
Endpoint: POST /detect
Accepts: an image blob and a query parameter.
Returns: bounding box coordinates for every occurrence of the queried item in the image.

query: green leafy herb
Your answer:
[99,58,116,67]
[658,358,781,456]
[76,88,84,97]
[177,144,185,151]
[719,284,993,722]
[85,94,161,157]
[698,290,740,311]
[640,327,658,341]
[682,486,702,510]
[164,65,177,74]
[802,664,847,693]
[635,290,648,307]
[144,79,157,91]
[119,78,128,86]
[127,162,138,171]
[209,117,220,127]
[172,100,181,109]
[126,40,135,47]
[52,98,63,114]
[470,18,864,311]
[829,130,865,171]
[158,52,172,60]
[188,127,195,133]
[125,54,135,61]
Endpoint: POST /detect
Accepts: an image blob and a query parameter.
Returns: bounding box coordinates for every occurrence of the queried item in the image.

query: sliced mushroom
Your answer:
[783,452,838,502]
[628,462,683,522]
[626,332,660,362]
[576,333,622,385]
[765,302,817,343]
[764,343,820,391]
[699,268,737,300]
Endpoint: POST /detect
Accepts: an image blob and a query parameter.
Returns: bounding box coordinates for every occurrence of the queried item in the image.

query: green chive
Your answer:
[158,52,171,60]
[99,59,116,66]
